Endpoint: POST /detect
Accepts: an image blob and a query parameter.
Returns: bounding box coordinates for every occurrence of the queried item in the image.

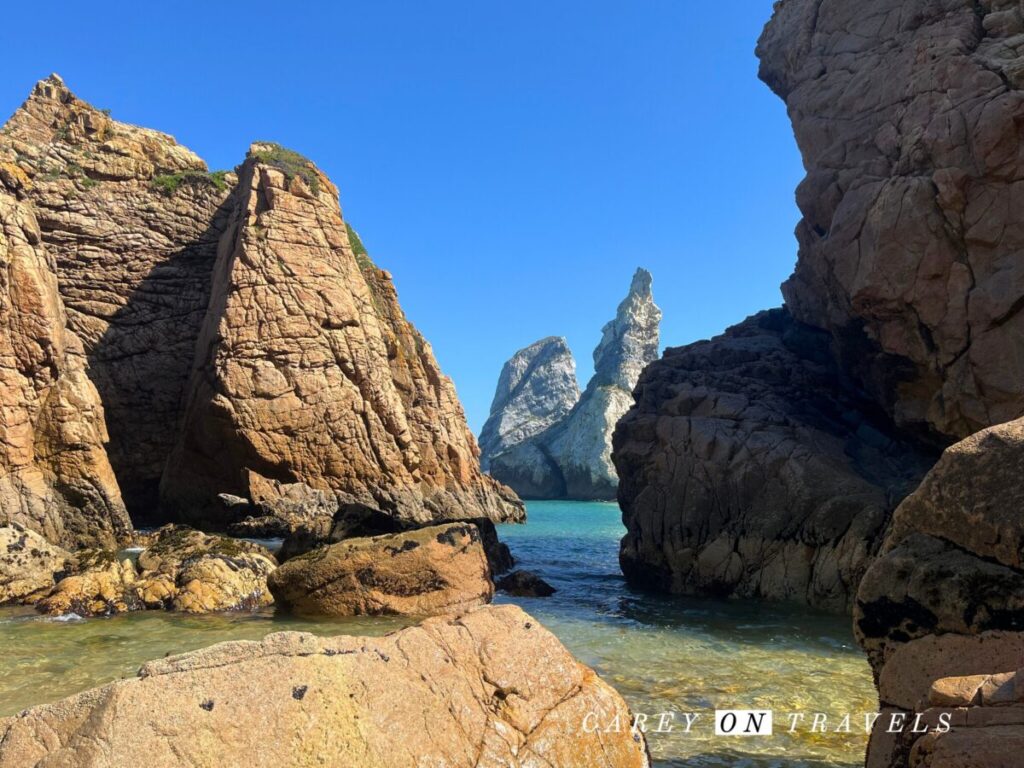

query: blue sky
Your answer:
[1,1,801,434]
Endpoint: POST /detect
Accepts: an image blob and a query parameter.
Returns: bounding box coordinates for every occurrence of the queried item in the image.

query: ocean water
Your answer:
[0,500,875,766]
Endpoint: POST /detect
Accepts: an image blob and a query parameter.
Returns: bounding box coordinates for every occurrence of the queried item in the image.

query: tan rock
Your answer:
[879,632,1024,710]
[268,522,493,617]
[0,161,130,549]
[0,605,650,768]
[160,144,523,529]
[927,674,988,708]
[37,554,141,616]
[910,725,1024,768]
[171,553,275,613]
[135,524,277,574]
[0,523,74,604]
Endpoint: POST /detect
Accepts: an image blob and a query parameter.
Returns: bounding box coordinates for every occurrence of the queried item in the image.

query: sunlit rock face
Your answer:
[487,268,661,499]
[478,337,580,471]
[0,75,522,549]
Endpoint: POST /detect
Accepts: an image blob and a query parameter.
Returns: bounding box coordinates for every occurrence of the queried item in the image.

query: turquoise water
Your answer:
[0,501,874,766]
[496,501,875,767]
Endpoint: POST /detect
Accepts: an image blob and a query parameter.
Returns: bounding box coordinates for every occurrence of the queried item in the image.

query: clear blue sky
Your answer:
[1,1,801,434]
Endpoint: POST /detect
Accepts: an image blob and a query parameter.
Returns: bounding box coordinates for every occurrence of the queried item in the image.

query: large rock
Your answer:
[0,605,650,768]
[268,522,493,617]
[613,309,934,612]
[757,0,1024,441]
[1,75,522,540]
[0,155,131,548]
[852,417,1024,765]
[479,336,580,470]
[0,74,234,515]
[490,268,661,499]
[160,143,523,528]
[0,524,74,604]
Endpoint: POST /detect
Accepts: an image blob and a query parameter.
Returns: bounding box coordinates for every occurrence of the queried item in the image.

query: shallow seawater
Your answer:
[494,501,876,767]
[0,501,875,767]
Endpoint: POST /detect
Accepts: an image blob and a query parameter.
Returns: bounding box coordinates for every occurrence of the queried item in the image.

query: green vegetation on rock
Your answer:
[345,222,374,270]
[251,143,321,195]
[151,169,229,197]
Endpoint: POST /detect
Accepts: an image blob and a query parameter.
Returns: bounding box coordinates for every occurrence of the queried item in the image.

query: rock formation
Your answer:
[0,605,651,768]
[613,0,1024,618]
[0,155,131,549]
[160,142,522,530]
[615,310,935,612]
[268,522,493,617]
[756,0,1024,443]
[0,524,74,604]
[478,336,580,470]
[0,74,522,552]
[853,417,1024,767]
[488,268,661,499]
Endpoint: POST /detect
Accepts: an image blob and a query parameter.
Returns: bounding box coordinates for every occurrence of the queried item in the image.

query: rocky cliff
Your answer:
[478,336,580,470]
[613,0,1024,617]
[0,75,521,549]
[0,159,130,548]
[488,268,661,499]
[756,0,1024,442]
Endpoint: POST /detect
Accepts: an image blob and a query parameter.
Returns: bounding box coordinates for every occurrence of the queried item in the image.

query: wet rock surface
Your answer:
[0,605,650,768]
[0,524,74,605]
[496,570,556,597]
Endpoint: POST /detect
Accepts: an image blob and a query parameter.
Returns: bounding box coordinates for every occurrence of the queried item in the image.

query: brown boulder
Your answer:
[0,605,649,768]
[268,522,493,617]
[37,552,142,616]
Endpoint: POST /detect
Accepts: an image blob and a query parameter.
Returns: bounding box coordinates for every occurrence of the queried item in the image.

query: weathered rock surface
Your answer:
[0,524,74,604]
[0,74,234,515]
[479,336,580,470]
[160,144,523,529]
[757,0,1024,442]
[1,75,521,551]
[496,570,556,597]
[490,268,660,499]
[0,154,131,548]
[269,522,493,617]
[36,526,277,616]
[0,605,650,768]
[614,309,934,612]
[853,417,1024,766]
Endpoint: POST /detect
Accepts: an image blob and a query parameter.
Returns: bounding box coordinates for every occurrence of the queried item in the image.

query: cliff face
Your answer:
[161,145,522,528]
[487,268,660,499]
[0,161,130,548]
[478,337,580,471]
[615,310,934,612]
[0,75,521,548]
[757,0,1024,442]
[0,75,233,514]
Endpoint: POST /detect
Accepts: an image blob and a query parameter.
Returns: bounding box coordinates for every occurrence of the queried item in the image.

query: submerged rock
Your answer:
[268,523,493,617]
[496,570,556,597]
[489,268,661,499]
[614,310,934,612]
[479,336,580,470]
[0,605,650,768]
[0,525,74,605]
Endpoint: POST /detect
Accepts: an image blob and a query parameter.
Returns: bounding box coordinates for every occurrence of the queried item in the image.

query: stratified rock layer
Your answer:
[478,336,580,470]
[757,0,1024,441]
[0,157,130,548]
[489,268,660,499]
[0,605,651,768]
[160,145,522,528]
[614,309,934,612]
